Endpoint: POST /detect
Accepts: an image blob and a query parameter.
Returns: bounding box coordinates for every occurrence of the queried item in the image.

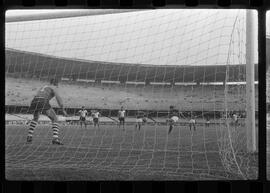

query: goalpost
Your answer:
[5,9,258,180]
[246,10,257,153]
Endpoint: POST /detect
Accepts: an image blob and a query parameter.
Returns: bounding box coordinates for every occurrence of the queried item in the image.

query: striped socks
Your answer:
[27,120,38,137]
[27,121,61,142]
[52,122,60,139]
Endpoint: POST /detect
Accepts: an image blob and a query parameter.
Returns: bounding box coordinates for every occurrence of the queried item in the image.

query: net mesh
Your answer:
[5,9,258,180]
[267,12,270,180]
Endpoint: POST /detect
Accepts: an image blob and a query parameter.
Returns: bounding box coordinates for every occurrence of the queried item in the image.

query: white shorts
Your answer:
[189,119,196,124]
[136,118,143,123]
[171,116,179,123]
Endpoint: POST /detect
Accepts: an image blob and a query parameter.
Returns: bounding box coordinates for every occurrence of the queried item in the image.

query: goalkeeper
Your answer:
[26,78,67,145]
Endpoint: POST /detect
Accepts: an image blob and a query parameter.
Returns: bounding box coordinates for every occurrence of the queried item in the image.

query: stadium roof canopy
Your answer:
[6,48,258,83]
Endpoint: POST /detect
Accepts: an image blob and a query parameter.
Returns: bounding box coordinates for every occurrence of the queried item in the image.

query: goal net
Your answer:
[5,9,258,180]
[267,11,270,180]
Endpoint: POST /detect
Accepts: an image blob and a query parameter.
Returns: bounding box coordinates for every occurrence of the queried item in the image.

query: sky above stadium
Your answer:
[6,9,260,66]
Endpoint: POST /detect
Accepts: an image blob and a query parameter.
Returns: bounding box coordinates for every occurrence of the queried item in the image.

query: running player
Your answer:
[189,113,196,131]
[168,106,179,134]
[78,106,88,129]
[118,106,126,130]
[135,111,145,131]
[26,78,67,145]
[91,109,100,128]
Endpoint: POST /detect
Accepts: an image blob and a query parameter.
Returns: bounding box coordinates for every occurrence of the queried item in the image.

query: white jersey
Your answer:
[136,118,143,123]
[119,110,125,118]
[233,114,238,121]
[189,119,196,124]
[171,116,179,123]
[92,112,100,118]
[79,110,87,117]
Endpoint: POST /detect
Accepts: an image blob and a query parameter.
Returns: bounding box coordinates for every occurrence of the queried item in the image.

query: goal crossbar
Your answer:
[5,9,148,23]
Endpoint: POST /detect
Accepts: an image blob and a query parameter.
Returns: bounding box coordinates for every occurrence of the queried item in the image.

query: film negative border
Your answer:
[2,0,270,8]
[2,181,270,193]
[1,0,269,193]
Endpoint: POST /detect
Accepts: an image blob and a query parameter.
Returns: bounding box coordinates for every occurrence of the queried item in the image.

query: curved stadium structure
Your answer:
[5,9,259,181]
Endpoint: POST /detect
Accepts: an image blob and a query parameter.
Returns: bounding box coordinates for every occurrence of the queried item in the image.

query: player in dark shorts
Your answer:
[118,106,126,130]
[27,78,67,145]
[91,110,100,128]
[80,116,86,122]
[78,106,88,129]
[135,111,146,131]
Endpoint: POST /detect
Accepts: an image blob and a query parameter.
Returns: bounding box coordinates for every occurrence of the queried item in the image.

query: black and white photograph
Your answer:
[266,11,270,180]
[5,9,258,180]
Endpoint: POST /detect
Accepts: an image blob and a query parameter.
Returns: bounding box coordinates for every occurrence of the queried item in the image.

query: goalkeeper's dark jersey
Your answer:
[35,85,55,101]
[29,85,55,113]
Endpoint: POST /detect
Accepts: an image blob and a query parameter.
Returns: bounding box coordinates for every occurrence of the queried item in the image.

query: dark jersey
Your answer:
[36,85,55,101]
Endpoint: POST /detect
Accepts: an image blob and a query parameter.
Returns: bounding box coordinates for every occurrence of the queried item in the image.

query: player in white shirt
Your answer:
[91,110,100,128]
[135,111,147,131]
[168,106,179,134]
[78,106,88,129]
[232,113,238,126]
[189,113,196,131]
[118,106,126,130]
[205,116,210,127]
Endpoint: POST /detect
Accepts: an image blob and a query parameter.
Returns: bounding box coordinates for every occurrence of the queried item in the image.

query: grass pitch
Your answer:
[6,123,257,180]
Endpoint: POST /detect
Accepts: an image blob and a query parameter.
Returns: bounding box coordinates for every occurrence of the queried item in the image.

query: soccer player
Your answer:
[205,116,210,127]
[189,113,196,131]
[118,106,126,130]
[232,112,238,126]
[91,109,100,128]
[78,106,88,129]
[135,111,146,131]
[168,105,179,134]
[26,78,67,145]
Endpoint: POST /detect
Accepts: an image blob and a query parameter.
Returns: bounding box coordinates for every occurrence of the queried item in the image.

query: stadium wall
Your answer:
[6,105,258,120]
